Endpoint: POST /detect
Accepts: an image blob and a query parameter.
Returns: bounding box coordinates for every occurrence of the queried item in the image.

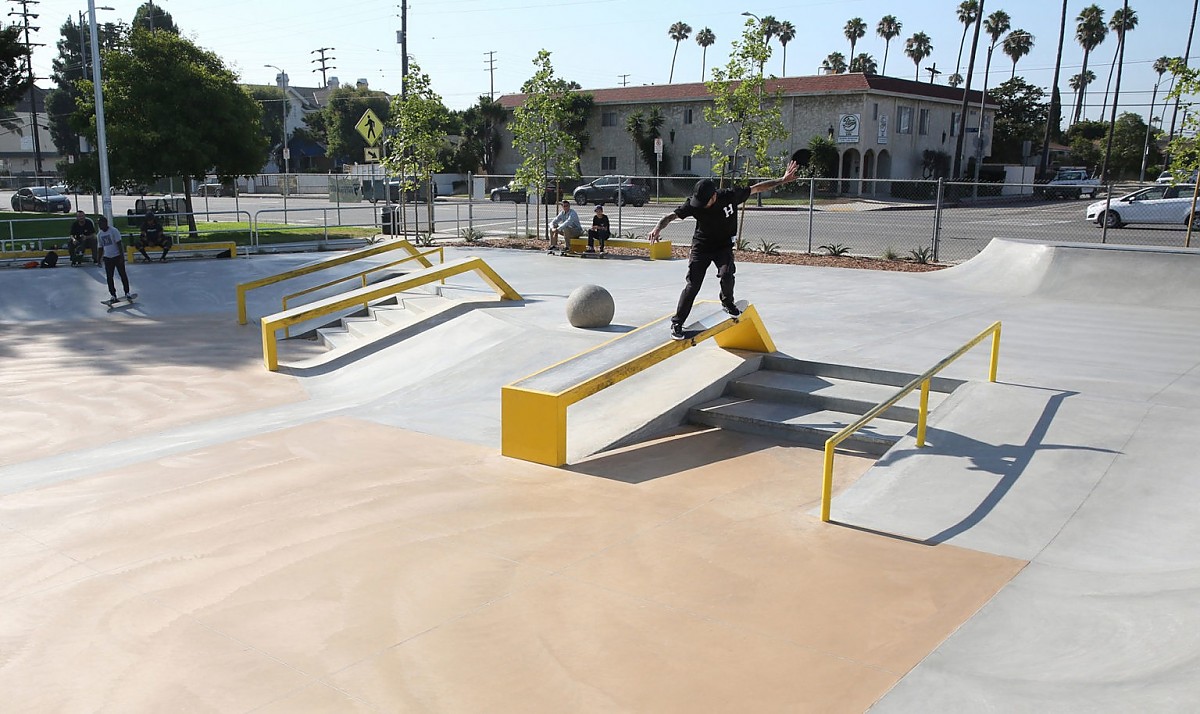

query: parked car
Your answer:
[572,176,650,206]
[197,182,226,197]
[11,186,71,213]
[1156,170,1199,184]
[490,181,528,203]
[1085,184,1198,228]
[1037,168,1100,199]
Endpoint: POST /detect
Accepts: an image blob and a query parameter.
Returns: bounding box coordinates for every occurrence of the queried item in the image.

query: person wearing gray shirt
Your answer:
[548,200,582,251]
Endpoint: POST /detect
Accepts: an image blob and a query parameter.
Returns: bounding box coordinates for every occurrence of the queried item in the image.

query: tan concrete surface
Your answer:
[0,413,1024,712]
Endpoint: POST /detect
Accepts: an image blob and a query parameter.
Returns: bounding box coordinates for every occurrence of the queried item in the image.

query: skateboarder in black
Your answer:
[648,161,800,340]
[67,211,98,266]
[135,211,172,262]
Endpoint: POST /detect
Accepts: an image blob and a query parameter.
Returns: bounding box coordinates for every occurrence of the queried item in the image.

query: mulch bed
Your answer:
[446,237,946,273]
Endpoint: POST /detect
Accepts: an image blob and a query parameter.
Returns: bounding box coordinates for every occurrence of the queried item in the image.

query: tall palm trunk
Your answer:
[700,46,708,81]
[1073,49,1092,122]
[1101,38,1120,117]
[882,41,891,76]
[669,40,681,83]
[1168,0,1199,143]
[1040,0,1068,175]
[1141,79,1161,181]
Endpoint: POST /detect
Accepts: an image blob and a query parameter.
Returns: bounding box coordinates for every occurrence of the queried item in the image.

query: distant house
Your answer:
[0,86,62,177]
[497,73,997,194]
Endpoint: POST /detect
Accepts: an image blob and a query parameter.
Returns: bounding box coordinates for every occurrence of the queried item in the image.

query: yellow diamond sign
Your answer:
[355,108,383,146]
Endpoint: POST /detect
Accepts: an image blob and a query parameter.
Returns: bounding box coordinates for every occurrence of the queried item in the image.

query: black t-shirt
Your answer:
[672,186,752,248]
[142,221,164,243]
[591,214,610,231]
[69,218,96,240]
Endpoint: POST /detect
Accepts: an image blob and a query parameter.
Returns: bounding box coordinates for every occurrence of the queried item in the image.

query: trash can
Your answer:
[380,206,400,235]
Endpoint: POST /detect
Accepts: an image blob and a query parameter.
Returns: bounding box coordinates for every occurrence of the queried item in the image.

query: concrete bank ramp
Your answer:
[928,238,1200,308]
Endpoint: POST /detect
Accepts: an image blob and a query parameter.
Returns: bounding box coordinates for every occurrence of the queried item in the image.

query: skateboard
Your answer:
[551,248,604,258]
[102,293,138,309]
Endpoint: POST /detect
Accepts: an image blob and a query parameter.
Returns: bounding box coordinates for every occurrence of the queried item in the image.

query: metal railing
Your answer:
[820,321,1002,523]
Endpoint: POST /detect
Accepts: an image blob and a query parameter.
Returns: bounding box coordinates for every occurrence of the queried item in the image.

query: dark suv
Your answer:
[11,187,71,213]
[572,176,649,207]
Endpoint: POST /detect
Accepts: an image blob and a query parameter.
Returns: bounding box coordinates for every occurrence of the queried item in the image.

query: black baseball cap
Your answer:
[688,178,716,208]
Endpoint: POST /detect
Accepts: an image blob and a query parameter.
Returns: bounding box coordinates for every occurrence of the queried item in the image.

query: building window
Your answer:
[601,111,617,127]
[918,108,930,135]
[682,155,692,172]
[601,156,617,171]
[898,106,912,135]
[951,112,960,136]
[684,108,693,124]
[873,102,879,121]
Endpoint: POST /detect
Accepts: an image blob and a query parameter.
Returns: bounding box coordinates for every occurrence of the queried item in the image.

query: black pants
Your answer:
[69,236,97,265]
[587,228,609,250]
[103,255,130,296]
[137,236,172,261]
[672,242,735,327]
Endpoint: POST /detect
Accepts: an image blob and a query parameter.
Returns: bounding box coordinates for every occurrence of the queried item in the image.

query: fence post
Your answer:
[1101,183,1113,244]
[467,171,474,235]
[617,174,624,237]
[932,178,944,263]
[807,177,815,254]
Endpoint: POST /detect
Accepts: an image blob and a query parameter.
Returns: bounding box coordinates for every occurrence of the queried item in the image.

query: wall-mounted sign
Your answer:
[877,114,889,145]
[837,113,860,144]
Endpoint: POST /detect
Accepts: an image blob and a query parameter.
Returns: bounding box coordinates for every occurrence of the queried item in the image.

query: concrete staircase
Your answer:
[313,292,449,350]
[689,356,963,456]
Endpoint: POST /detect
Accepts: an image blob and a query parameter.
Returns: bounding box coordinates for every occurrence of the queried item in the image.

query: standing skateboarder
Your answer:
[648,160,800,340]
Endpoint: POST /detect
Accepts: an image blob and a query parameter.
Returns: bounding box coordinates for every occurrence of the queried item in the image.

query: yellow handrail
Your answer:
[280,247,443,337]
[820,321,1001,523]
[235,238,432,324]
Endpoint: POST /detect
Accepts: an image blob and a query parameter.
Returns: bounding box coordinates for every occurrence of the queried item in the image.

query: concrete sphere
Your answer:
[565,284,615,328]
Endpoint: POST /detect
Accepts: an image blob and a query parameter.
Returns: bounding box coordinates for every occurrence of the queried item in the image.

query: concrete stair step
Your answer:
[761,355,963,393]
[689,396,914,456]
[728,371,948,423]
[315,326,353,350]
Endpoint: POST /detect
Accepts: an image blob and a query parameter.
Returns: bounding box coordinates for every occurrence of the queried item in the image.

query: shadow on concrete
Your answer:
[566,427,775,484]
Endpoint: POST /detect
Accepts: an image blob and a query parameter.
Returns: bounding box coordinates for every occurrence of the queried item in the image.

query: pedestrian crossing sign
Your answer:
[355,109,383,146]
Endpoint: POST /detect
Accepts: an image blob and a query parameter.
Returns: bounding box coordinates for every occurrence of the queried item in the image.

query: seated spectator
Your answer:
[67,211,98,266]
[135,211,172,262]
[587,204,610,253]
[548,200,582,251]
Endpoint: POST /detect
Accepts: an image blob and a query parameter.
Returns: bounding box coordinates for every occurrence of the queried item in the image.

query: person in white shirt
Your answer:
[548,200,582,252]
[97,215,133,302]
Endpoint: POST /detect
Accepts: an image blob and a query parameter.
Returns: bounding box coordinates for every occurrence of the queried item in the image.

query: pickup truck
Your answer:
[1038,169,1101,199]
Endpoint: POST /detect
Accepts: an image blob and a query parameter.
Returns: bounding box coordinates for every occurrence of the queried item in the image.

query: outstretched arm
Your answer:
[750,160,801,195]
[647,212,677,242]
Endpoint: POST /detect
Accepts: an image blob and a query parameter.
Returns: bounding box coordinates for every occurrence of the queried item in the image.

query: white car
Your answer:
[1156,170,1199,184]
[1086,184,1197,228]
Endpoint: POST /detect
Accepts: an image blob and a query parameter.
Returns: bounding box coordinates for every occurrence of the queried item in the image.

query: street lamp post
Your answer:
[264,64,290,219]
[741,11,767,76]
[86,0,112,223]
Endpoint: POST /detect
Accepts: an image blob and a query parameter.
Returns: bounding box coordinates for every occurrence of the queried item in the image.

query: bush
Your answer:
[890,180,936,200]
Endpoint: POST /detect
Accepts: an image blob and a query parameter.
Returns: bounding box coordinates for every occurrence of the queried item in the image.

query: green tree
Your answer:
[980,10,1011,89]
[694,18,789,183]
[1003,30,1035,79]
[1067,134,1102,170]
[385,62,448,237]
[132,2,178,33]
[452,95,506,174]
[805,135,838,177]
[876,15,903,76]
[822,52,847,74]
[844,18,867,61]
[509,50,581,238]
[69,28,268,233]
[989,77,1048,163]
[1163,57,1200,182]
[1073,4,1108,122]
[1102,112,1155,178]
[247,86,286,169]
[667,21,692,83]
[0,25,31,134]
[954,1,979,81]
[696,27,716,81]
[625,106,667,174]
[315,85,389,166]
[850,53,877,74]
[776,22,795,76]
[45,17,127,169]
[904,32,932,81]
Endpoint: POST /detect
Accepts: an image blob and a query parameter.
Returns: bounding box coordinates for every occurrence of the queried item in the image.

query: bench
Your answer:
[568,237,672,260]
[126,241,237,262]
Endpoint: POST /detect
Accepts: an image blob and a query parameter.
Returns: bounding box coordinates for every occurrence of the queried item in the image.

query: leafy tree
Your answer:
[1067,134,1102,170]
[667,21,692,83]
[69,28,268,233]
[45,16,128,168]
[776,22,796,76]
[844,18,867,60]
[1163,57,1200,182]
[1066,119,1107,143]
[509,50,581,238]
[805,135,838,177]
[452,95,506,173]
[904,32,932,81]
[694,18,788,184]
[850,53,878,75]
[1003,30,1035,79]
[696,27,716,81]
[1073,4,1107,122]
[954,1,979,81]
[989,77,1048,163]
[948,73,964,88]
[625,106,666,174]
[132,2,178,33]
[0,25,30,134]
[314,85,389,166]
[385,62,448,236]
[1102,112,1156,178]
[822,52,847,74]
[876,15,903,76]
[1099,6,1137,118]
[247,85,286,169]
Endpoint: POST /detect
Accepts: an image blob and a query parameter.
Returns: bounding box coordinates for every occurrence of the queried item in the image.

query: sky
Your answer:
[21,0,1200,126]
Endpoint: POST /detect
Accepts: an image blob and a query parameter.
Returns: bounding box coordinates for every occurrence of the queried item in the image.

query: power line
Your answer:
[484,50,496,100]
[311,47,336,87]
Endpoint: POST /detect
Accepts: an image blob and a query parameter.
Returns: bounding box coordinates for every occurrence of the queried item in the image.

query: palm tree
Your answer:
[877,15,903,76]
[1100,6,1138,117]
[954,1,980,81]
[981,10,1011,86]
[761,14,781,43]
[822,51,848,74]
[1141,56,1172,180]
[667,21,692,84]
[1003,30,1035,79]
[850,53,878,75]
[777,21,796,76]
[904,32,932,81]
[845,17,867,59]
[696,27,716,81]
[948,73,964,88]
[1068,69,1096,104]
[1073,4,1108,122]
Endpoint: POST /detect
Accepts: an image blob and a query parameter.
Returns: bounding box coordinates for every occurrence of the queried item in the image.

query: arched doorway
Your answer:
[840,148,861,195]
[877,150,893,196]
[862,150,876,196]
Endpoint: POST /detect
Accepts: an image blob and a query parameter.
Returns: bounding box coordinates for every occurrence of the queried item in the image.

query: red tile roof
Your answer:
[498,73,992,109]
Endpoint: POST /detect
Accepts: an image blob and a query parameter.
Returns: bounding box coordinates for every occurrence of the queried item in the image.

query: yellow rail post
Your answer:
[989,323,1002,382]
[916,378,930,447]
[820,442,836,522]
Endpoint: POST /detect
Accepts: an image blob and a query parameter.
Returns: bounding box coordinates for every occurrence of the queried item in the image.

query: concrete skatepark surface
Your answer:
[1,238,1198,711]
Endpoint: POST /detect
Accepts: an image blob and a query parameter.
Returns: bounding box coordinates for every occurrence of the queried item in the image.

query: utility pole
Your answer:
[9,0,44,174]
[1100,0,1129,184]
[1039,0,1068,178]
[484,51,496,100]
[925,63,941,84]
[399,0,408,99]
[618,74,630,87]
[311,47,336,87]
[953,0,985,179]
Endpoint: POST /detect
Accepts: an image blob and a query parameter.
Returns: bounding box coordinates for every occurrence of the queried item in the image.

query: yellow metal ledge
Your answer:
[567,237,672,260]
[501,302,774,466]
[260,255,520,371]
